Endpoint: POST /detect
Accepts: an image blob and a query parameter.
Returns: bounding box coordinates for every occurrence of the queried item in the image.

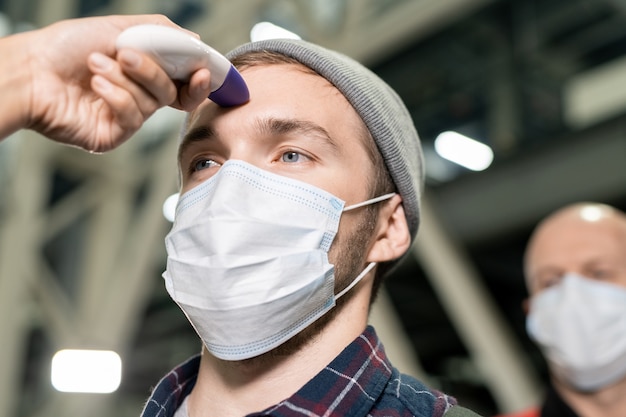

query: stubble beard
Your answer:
[237,206,378,366]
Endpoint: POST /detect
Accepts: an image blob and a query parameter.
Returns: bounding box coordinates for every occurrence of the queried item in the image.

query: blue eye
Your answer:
[282,152,300,163]
[193,159,220,171]
[544,276,562,288]
[589,268,614,280]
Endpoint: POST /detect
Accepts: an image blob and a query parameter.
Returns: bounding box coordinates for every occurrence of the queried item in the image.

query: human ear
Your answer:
[366,194,411,263]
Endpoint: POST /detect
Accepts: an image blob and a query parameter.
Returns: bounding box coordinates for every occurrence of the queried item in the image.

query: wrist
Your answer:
[0,30,36,138]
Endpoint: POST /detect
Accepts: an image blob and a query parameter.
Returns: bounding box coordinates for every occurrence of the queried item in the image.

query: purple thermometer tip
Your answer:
[208,65,250,107]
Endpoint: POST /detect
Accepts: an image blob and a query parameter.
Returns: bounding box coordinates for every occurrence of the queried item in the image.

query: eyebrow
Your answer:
[255,118,339,150]
[178,125,216,163]
[178,117,339,161]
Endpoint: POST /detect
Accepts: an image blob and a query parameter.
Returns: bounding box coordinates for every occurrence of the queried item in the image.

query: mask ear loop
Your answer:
[335,262,377,299]
[334,192,396,298]
[343,193,396,211]
[335,192,395,298]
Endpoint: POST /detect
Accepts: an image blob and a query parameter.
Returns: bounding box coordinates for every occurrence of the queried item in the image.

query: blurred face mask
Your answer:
[163,160,394,361]
[526,273,626,391]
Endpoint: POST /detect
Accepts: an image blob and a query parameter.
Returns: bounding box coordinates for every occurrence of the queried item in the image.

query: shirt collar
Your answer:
[142,326,451,417]
[140,355,200,417]
[254,326,393,417]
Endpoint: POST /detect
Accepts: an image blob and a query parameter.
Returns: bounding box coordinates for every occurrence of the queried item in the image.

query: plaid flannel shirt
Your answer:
[140,326,457,417]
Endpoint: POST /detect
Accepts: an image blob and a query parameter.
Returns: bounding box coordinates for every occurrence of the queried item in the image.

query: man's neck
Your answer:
[186,298,370,417]
[554,376,626,417]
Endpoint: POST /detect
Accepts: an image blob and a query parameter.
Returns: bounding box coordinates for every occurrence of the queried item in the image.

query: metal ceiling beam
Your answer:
[413,195,542,413]
[0,133,57,417]
[35,0,77,26]
[433,117,626,245]
[336,0,497,65]
[183,0,497,66]
[0,113,182,417]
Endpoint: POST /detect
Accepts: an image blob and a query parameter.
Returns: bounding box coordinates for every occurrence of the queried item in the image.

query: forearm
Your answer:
[0,30,35,139]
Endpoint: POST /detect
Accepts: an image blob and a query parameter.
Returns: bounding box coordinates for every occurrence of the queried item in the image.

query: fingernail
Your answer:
[119,50,141,69]
[89,52,113,71]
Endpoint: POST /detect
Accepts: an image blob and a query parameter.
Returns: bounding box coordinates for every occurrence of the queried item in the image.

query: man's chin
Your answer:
[235,308,337,368]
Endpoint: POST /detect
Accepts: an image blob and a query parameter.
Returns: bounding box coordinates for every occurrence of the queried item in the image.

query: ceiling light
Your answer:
[250,21,301,42]
[434,131,494,171]
[51,349,122,393]
[163,193,179,223]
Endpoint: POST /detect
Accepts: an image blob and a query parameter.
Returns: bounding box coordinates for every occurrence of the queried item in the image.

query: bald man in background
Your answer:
[498,202,626,417]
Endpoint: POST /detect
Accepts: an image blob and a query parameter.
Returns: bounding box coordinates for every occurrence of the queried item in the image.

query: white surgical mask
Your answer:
[526,273,626,391]
[163,160,394,361]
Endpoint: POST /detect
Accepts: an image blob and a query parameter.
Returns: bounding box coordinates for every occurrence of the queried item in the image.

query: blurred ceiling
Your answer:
[0,0,625,416]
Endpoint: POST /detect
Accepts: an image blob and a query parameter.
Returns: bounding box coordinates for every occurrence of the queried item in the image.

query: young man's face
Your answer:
[179,64,373,202]
[178,63,379,270]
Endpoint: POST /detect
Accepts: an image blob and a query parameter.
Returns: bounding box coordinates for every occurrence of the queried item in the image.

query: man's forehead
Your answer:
[529,219,625,266]
[180,65,359,147]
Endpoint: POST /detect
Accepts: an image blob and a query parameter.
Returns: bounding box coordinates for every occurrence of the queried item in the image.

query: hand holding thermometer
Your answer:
[116,24,249,107]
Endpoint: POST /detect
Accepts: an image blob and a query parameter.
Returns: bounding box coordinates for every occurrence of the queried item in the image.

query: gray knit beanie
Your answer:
[226,39,424,241]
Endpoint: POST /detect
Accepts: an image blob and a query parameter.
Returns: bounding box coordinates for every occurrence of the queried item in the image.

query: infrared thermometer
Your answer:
[116,24,249,107]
